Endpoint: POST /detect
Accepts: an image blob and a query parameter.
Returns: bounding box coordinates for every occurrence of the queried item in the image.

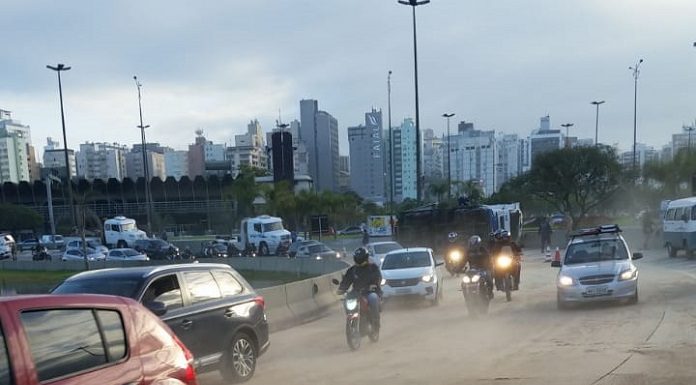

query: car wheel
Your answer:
[667,243,677,258]
[258,242,269,256]
[221,332,257,383]
[430,284,442,306]
[556,293,569,310]
[627,288,638,305]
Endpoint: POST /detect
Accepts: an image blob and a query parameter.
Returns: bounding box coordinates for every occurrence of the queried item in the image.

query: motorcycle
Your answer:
[331,279,379,350]
[460,268,491,315]
[494,248,518,302]
[32,247,52,261]
[444,246,466,276]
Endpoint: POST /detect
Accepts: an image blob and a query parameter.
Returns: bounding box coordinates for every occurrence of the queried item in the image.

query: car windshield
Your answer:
[373,243,401,254]
[381,251,431,270]
[564,238,629,265]
[308,244,330,253]
[121,223,136,231]
[87,240,102,248]
[263,221,284,232]
[122,249,140,257]
[52,278,140,298]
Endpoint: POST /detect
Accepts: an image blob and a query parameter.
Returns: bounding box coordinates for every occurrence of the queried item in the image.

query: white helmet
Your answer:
[448,232,459,243]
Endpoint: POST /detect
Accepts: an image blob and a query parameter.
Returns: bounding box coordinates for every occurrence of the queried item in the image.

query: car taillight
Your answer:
[173,335,199,385]
[253,295,265,310]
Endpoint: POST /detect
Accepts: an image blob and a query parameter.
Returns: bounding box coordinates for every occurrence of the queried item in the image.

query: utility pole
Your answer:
[388,70,394,214]
[629,59,644,174]
[442,113,455,199]
[134,76,153,233]
[561,123,574,148]
[591,100,605,145]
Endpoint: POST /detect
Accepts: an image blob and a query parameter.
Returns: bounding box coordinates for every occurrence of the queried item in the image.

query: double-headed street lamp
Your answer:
[387,70,394,211]
[561,123,574,148]
[684,123,695,154]
[134,76,153,233]
[442,113,454,199]
[398,0,429,202]
[46,63,77,229]
[629,59,644,173]
[591,100,605,145]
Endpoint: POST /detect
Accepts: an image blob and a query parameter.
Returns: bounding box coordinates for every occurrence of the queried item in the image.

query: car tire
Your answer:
[221,332,257,383]
[430,284,442,306]
[667,243,677,258]
[556,293,569,310]
[627,288,638,305]
[258,242,269,257]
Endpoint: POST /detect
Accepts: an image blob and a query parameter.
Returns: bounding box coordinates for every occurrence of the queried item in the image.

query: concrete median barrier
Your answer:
[257,285,295,332]
[284,278,322,322]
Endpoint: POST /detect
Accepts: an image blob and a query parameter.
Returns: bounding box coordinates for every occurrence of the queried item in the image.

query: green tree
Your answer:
[225,166,265,218]
[0,204,42,232]
[428,180,449,203]
[525,145,623,229]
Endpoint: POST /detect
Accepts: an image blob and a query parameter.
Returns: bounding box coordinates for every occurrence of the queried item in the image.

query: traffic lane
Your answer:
[200,253,693,385]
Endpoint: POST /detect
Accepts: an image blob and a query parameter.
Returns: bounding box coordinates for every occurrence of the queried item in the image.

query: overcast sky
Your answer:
[3,0,696,157]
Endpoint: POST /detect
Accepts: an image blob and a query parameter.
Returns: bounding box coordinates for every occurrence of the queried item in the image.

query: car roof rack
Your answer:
[571,224,622,239]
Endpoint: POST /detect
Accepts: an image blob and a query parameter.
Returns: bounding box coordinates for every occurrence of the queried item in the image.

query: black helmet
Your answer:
[468,235,482,249]
[353,247,370,265]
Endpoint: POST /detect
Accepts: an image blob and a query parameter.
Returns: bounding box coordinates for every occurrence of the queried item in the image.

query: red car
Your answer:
[0,294,198,385]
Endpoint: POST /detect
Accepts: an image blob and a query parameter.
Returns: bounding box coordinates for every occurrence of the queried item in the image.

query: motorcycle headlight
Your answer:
[496,255,513,269]
[336,252,341,258]
[619,268,637,281]
[471,274,481,283]
[448,250,462,261]
[558,275,574,286]
[462,276,471,284]
[345,298,358,311]
[381,278,387,286]
[315,255,322,260]
[422,274,435,283]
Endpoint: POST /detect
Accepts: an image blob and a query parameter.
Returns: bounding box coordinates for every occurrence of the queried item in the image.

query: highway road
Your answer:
[201,249,696,385]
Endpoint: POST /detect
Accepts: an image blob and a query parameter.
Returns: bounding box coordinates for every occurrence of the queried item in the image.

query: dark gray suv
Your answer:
[52,263,269,383]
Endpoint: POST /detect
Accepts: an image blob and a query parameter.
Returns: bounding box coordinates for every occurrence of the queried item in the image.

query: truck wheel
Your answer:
[259,243,269,256]
[117,240,127,249]
[667,243,677,258]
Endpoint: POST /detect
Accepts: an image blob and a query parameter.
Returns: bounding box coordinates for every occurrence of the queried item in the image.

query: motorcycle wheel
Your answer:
[504,275,512,302]
[368,321,379,343]
[346,318,361,350]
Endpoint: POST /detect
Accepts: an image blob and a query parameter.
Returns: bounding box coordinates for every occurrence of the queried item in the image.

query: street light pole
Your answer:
[591,100,605,145]
[561,123,574,148]
[398,0,429,202]
[388,70,394,211]
[629,59,643,173]
[684,123,695,154]
[134,76,152,233]
[442,113,454,199]
[46,64,77,230]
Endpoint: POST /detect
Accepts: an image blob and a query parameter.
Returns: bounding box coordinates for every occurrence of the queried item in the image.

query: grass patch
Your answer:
[0,270,75,285]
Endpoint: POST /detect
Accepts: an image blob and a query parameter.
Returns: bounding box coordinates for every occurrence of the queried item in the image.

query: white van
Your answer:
[239,215,292,256]
[104,216,147,248]
[662,197,696,257]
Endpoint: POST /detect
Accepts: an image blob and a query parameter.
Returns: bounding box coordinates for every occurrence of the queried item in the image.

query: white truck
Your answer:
[103,216,147,248]
[239,215,292,256]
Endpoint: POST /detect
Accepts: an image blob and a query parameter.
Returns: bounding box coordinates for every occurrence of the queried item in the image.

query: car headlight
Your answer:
[496,255,513,269]
[345,298,358,311]
[558,275,574,286]
[448,250,462,261]
[315,255,322,260]
[619,268,637,281]
[381,278,387,286]
[422,274,435,283]
[462,276,471,283]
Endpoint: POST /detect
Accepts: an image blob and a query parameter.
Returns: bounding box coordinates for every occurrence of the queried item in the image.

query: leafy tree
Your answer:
[525,145,623,229]
[428,180,449,203]
[0,204,42,232]
[225,166,264,218]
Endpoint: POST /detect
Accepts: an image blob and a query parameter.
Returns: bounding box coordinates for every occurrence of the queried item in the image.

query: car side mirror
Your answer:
[632,252,643,260]
[145,301,167,316]
[551,260,561,268]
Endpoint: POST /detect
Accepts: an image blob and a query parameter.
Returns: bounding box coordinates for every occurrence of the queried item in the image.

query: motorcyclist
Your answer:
[465,235,494,298]
[490,230,523,290]
[445,231,467,274]
[337,247,382,329]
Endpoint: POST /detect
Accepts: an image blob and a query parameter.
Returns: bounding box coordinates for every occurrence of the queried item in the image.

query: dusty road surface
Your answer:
[201,250,696,385]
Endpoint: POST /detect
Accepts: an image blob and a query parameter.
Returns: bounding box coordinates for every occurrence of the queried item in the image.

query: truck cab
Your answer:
[240,215,292,256]
[104,216,147,248]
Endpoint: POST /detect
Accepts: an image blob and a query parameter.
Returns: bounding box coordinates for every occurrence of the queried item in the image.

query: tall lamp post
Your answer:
[629,59,643,173]
[561,123,574,148]
[683,123,695,154]
[134,76,152,233]
[398,0,429,202]
[387,70,394,211]
[591,100,605,145]
[46,63,77,229]
[442,113,455,199]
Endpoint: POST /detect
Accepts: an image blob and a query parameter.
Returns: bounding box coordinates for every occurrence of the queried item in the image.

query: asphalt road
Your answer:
[201,249,696,385]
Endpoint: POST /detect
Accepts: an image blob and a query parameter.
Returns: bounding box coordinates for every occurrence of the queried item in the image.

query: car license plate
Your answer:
[585,285,609,297]
[396,288,412,295]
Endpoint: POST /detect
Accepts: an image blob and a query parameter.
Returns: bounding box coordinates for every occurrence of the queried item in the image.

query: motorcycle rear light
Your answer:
[253,295,265,310]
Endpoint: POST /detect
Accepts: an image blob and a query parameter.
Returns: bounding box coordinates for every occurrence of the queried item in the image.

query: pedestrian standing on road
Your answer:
[539,216,552,254]
[362,228,370,246]
[642,210,655,250]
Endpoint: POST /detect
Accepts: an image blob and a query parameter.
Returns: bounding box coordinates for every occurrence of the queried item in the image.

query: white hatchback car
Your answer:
[366,241,403,265]
[380,247,442,305]
[554,225,642,309]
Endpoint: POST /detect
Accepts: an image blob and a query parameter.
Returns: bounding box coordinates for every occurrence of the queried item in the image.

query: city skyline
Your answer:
[3,1,696,157]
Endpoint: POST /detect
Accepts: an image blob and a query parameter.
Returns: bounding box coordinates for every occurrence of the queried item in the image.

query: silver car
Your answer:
[553,225,642,309]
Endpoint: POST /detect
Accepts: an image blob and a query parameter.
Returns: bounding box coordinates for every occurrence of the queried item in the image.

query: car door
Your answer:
[139,274,190,348]
[108,250,122,261]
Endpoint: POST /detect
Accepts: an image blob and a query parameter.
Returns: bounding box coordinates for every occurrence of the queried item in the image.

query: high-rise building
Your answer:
[266,119,309,176]
[125,151,166,180]
[423,128,444,180]
[132,142,173,154]
[299,99,339,192]
[395,118,417,201]
[672,131,695,157]
[42,137,77,179]
[620,143,658,169]
[529,115,563,165]
[76,142,128,181]
[163,151,189,180]
[228,120,268,176]
[0,109,34,183]
[451,122,497,196]
[496,134,522,190]
[348,108,385,202]
[188,130,226,177]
